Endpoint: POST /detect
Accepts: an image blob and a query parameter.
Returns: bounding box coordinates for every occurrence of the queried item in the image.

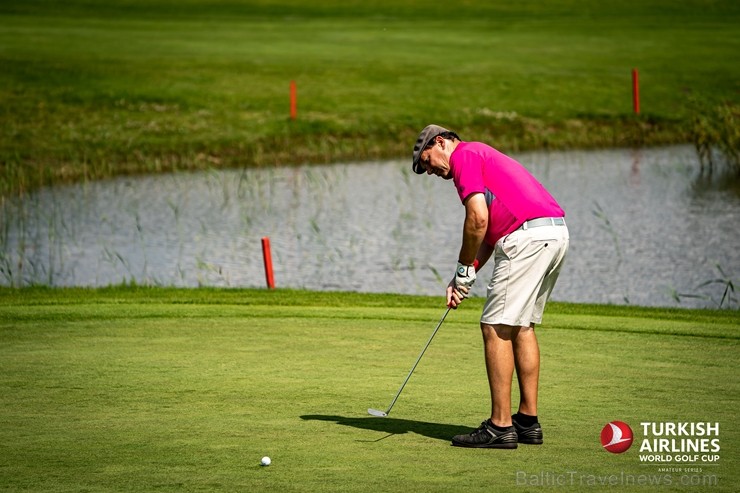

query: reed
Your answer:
[689,102,740,175]
[669,264,738,309]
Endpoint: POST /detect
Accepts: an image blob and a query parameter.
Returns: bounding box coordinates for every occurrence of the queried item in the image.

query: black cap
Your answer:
[412,124,450,174]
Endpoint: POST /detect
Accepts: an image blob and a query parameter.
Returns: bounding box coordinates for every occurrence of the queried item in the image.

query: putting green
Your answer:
[1,287,737,491]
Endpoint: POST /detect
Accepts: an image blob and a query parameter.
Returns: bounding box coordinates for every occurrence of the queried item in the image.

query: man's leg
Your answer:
[451,323,520,448]
[513,324,539,416]
[511,324,544,444]
[481,323,516,427]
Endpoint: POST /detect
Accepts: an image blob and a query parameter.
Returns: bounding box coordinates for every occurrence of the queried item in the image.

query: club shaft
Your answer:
[384,306,451,414]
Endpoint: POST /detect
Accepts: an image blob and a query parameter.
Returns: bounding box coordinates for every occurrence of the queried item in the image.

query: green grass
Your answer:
[1,287,738,492]
[1,1,739,195]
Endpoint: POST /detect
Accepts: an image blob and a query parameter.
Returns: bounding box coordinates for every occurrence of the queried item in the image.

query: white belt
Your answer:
[517,217,566,231]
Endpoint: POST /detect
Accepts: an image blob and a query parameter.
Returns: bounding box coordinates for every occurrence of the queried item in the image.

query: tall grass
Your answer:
[690,102,740,175]
[669,264,738,309]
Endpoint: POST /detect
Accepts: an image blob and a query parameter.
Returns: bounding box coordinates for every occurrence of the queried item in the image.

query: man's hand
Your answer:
[454,262,476,297]
[446,260,480,308]
[446,280,465,308]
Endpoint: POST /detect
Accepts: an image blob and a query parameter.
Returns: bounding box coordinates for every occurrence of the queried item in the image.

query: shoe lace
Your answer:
[471,421,492,437]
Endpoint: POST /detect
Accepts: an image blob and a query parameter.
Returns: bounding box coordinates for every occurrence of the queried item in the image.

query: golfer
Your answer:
[412,124,569,449]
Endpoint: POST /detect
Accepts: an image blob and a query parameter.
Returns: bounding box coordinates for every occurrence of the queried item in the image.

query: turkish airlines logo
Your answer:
[601,421,634,454]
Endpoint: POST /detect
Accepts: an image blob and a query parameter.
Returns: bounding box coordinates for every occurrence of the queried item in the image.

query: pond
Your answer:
[2,145,738,309]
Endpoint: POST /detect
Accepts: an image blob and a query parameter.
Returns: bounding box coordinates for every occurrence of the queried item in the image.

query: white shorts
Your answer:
[481,222,569,327]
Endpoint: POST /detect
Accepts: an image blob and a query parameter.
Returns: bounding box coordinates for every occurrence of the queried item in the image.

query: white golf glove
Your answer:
[453,262,477,298]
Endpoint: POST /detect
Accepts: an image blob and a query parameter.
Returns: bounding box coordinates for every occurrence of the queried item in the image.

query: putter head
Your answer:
[367,408,388,417]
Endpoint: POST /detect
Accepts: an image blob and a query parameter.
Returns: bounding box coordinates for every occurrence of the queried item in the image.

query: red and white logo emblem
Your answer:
[601,421,633,454]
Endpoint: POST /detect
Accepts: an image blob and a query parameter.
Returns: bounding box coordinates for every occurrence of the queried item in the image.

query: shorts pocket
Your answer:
[498,233,519,259]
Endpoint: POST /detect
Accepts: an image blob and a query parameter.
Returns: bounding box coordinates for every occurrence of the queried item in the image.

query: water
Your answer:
[2,145,738,308]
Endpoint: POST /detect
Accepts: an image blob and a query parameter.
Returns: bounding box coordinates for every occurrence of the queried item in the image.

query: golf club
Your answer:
[368,260,478,418]
[367,305,451,418]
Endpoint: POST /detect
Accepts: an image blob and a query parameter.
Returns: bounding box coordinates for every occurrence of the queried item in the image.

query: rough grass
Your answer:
[1,1,739,195]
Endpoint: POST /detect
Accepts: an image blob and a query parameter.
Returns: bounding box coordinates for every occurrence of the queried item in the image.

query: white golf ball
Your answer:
[260,456,271,466]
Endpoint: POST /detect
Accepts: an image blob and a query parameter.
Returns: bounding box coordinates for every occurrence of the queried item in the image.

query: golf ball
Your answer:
[260,456,271,466]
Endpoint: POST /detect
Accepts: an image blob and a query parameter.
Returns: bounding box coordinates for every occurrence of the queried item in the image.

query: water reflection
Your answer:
[1,145,738,308]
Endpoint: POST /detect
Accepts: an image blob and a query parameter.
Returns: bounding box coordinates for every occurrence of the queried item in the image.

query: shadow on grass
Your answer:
[300,414,471,442]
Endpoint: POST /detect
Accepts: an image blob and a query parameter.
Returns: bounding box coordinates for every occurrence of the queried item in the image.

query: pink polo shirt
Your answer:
[450,141,564,246]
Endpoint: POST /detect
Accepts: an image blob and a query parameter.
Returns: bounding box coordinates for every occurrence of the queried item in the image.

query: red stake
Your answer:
[290,80,297,120]
[261,237,275,289]
[632,68,640,114]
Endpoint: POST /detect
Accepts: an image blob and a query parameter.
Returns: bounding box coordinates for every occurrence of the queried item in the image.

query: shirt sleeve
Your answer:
[451,148,485,203]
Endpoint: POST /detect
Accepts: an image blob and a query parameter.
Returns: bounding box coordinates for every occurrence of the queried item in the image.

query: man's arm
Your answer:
[446,192,488,308]
[458,192,488,265]
[475,241,494,270]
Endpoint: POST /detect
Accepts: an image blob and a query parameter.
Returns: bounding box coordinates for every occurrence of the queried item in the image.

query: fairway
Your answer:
[1,288,738,492]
